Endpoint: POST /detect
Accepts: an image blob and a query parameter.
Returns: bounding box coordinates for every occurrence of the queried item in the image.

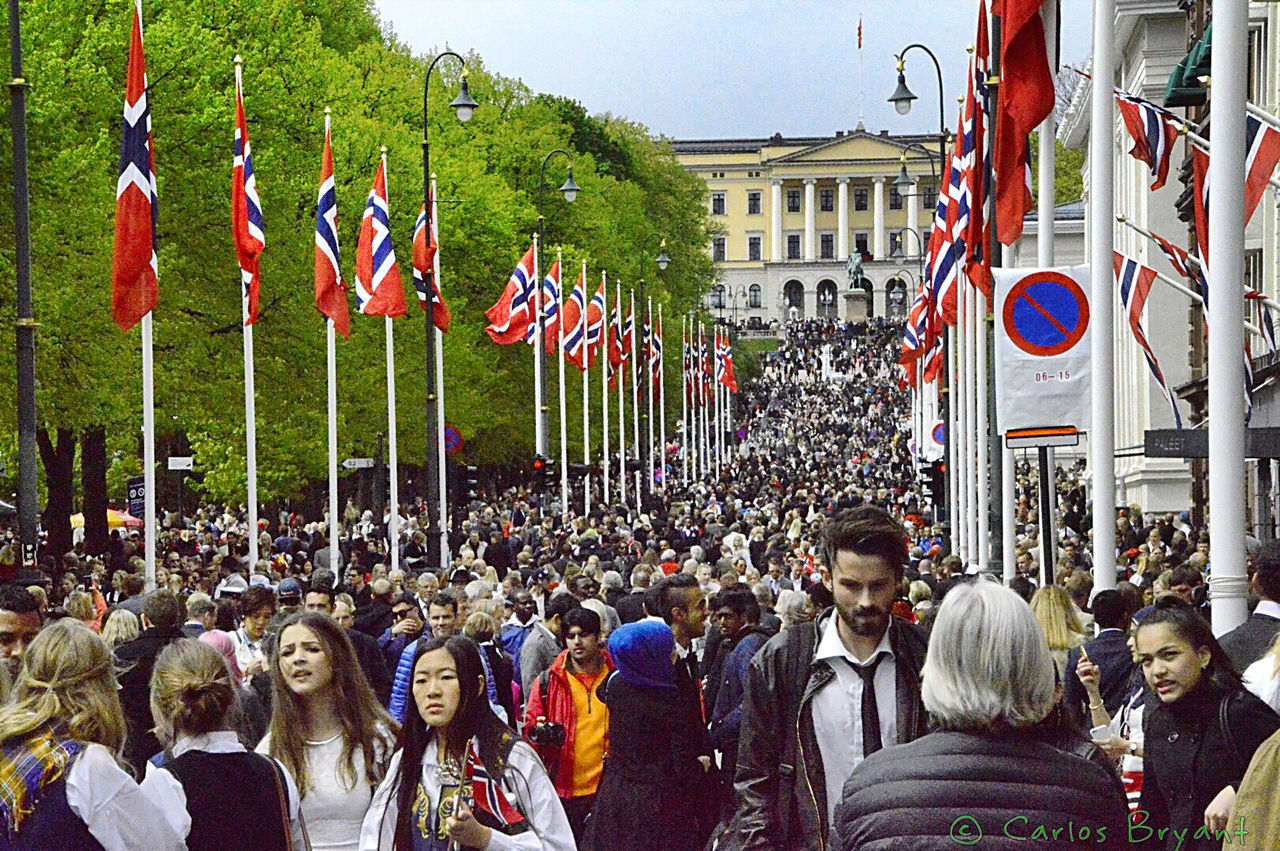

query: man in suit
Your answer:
[1061,590,1137,726]
[180,592,215,638]
[1220,540,1280,671]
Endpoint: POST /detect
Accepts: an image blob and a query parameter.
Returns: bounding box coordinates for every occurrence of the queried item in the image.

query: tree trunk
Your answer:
[81,426,109,557]
[37,427,76,563]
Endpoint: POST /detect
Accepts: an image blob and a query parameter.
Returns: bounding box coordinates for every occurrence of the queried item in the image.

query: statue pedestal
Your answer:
[845,291,869,323]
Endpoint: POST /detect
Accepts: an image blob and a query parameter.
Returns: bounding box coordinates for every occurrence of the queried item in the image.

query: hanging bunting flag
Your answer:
[1114,253,1182,429]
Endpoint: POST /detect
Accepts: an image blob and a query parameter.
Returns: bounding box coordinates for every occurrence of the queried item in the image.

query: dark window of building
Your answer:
[749,284,762,308]
[786,189,801,213]
[855,233,869,255]
[711,192,726,216]
[787,234,801,260]
[712,237,726,262]
[747,191,761,214]
[748,236,762,261]
[854,187,869,211]
[820,234,834,259]
[819,189,834,211]
[889,187,903,210]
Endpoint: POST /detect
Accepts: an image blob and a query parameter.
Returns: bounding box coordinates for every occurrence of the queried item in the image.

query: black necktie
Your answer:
[853,654,886,758]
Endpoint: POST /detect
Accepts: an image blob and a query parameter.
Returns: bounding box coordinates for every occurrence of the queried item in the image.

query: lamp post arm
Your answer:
[537,148,573,236]
[900,142,940,189]
[899,42,948,158]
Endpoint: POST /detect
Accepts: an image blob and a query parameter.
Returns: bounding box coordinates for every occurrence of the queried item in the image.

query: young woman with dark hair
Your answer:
[360,635,572,850]
[1134,597,1280,847]
[259,611,396,851]
[140,639,306,850]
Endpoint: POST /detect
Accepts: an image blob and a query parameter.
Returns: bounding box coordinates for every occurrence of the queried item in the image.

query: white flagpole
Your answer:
[142,314,157,588]
[714,331,723,475]
[966,270,979,567]
[379,149,399,573]
[681,316,689,487]
[617,283,628,507]
[975,284,991,575]
[431,179,447,566]
[1090,0,1118,594]
[557,248,568,518]
[326,111,341,575]
[954,289,968,563]
[947,322,960,559]
[533,234,544,460]
[646,298,655,497]
[1207,0,1248,631]
[701,324,710,477]
[602,275,610,506]
[1036,1,1059,582]
[237,59,259,571]
[631,291,642,503]
[659,304,667,492]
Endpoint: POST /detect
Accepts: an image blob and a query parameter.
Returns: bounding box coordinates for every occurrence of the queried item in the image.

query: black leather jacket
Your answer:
[726,609,927,851]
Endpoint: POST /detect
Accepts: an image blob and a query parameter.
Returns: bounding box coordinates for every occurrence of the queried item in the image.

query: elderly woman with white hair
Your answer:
[833,579,1129,849]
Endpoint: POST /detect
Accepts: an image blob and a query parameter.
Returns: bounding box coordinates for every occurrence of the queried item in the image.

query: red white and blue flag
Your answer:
[1115,253,1181,428]
[607,289,625,389]
[585,282,607,364]
[650,312,664,389]
[466,746,525,827]
[1247,291,1277,356]
[562,269,588,368]
[314,121,349,338]
[962,0,993,299]
[1150,229,1208,313]
[1114,88,1179,191]
[111,0,158,334]
[529,260,561,350]
[413,190,450,332]
[232,62,265,326]
[354,155,406,318]
[486,245,536,345]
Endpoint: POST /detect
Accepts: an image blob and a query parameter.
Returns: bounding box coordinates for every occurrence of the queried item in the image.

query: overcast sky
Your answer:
[373,0,1093,140]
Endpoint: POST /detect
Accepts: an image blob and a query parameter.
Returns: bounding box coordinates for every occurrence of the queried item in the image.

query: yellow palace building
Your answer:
[672,124,942,327]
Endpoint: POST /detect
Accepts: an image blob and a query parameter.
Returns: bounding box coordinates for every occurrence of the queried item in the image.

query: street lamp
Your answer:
[888,44,949,168]
[535,149,581,458]
[730,284,747,330]
[421,50,475,573]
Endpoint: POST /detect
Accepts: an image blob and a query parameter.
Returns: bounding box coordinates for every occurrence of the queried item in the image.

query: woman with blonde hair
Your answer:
[141,639,306,850]
[100,607,140,649]
[0,620,182,850]
[259,611,397,851]
[64,590,99,632]
[1029,585,1087,681]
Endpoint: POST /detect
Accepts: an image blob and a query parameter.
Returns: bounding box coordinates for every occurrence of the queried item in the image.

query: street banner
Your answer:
[994,265,1092,434]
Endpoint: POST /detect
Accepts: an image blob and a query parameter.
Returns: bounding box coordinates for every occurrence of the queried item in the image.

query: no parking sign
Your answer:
[994,266,1092,434]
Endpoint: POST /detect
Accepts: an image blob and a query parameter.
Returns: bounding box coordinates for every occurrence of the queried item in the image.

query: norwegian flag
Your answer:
[681,326,691,400]
[607,286,625,389]
[1114,253,1182,428]
[925,130,966,328]
[466,747,525,827]
[354,155,406,318]
[528,260,561,350]
[641,311,653,378]
[1114,88,1179,191]
[313,121,349,338]
[111,0,158,334]
[963,0,993,299]
[1151,229,1208,313]
[485,244,537,345]
[992,0,1052,245]
[650,311,663,388]
[413,189,450,332]
[622,305,634,359]
[563,269,589,369]
[585,282,607,364]
[1245,116,1280,224]
[232,62,265,326]
[1191,145,1210,269]
[722,336,738,394]
[1247,291,1277,356]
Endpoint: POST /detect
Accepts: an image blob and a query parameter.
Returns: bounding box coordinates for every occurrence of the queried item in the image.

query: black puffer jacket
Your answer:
[833,730,1130,850]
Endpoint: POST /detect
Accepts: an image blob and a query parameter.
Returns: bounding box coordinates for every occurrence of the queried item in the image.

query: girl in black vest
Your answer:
[139,639,306,850]
[360,636,573,850]
[0,620,182,851]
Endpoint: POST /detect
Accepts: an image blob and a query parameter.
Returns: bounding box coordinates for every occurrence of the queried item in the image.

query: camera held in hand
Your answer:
[528,716,566,749]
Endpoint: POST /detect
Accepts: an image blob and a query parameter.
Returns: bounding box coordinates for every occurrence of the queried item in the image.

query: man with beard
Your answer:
[726,505,927,851]
[0,585,41,701]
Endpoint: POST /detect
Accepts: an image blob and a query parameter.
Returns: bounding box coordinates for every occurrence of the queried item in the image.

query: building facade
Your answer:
[671,127,942,327]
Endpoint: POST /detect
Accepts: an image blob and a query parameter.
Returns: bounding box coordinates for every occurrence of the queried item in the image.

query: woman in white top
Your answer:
[0,620,183,851]
[140,638,307,850]
[1243,631,1280,712]
[360,635,573,850]
[260,611,398,851]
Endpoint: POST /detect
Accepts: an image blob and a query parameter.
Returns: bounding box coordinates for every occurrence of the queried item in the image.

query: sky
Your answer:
[374,0,1094,140]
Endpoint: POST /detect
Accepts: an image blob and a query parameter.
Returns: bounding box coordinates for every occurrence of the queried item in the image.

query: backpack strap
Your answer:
[1219,691,1247,778]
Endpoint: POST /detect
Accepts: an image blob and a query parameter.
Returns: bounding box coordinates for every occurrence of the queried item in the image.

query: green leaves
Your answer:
[0,0,714,505]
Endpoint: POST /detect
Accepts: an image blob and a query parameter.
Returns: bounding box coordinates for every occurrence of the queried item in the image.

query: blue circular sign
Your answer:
[443,425,463,453]
[931,422,946,446]
[1002,271,1090,357]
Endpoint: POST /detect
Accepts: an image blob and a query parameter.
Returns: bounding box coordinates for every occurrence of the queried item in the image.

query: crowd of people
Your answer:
[1,317,1280,849]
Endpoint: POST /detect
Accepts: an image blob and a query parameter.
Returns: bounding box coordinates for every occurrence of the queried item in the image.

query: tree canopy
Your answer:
[0,0,715,506]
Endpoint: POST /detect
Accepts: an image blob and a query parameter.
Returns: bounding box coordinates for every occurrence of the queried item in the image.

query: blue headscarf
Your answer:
[608,620,677,691]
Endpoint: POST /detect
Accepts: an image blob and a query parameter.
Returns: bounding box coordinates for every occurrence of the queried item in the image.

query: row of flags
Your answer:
[111,0,450,339]
[898,0,1280,431]
[484,247,681,390]
[683,327,737,397]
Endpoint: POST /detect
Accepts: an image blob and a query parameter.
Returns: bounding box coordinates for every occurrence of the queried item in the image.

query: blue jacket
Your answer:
[709,624,774,768]
[387,638,419,723]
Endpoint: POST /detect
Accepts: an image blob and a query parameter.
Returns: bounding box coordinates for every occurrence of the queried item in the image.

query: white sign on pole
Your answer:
[993,265,1092,434]
[343,457,375,470]
[167,456,194,471]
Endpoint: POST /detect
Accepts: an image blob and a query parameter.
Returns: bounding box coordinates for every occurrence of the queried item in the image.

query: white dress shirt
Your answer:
[810,618,896,828]
[63,742,185,851]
